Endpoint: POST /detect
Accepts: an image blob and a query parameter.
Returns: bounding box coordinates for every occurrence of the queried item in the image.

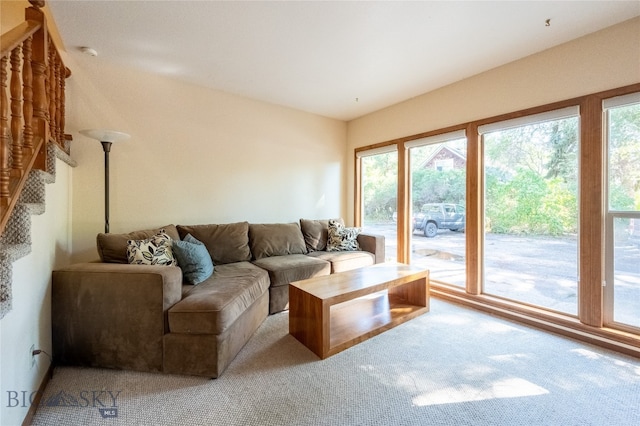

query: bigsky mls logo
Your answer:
[6,389,121,418]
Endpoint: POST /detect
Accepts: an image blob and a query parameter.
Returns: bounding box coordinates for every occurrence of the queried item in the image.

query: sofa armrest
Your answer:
[52,263,183,372]
[357,233,385,264]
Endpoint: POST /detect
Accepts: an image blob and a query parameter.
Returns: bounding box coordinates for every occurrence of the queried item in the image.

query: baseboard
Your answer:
[21,363,54,426]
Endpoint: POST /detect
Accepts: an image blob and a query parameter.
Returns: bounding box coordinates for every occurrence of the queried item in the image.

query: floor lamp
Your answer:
[80,129,130,233]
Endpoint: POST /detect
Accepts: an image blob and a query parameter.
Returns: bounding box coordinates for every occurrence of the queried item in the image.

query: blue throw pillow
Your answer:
[172,234,214,285]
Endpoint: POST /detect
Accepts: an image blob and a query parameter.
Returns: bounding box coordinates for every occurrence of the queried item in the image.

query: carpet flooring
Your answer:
[31,299,640,425]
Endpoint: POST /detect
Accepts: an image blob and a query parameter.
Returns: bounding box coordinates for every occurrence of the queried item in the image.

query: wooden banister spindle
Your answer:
[22,36,34,151]
[48,44,56,142]
[26,0,48,144]
[0,57,10,199]
[60,67,68,151]
[32,52,48,143]
[27,0,51,173]
[10,46,24,173]
[55,58,63,145]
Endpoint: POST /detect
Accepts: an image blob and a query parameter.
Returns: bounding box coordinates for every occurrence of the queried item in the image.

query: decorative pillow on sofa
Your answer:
[249,223,307,260]
[97,224,181,263]
[327,219,361,252]
[299,218,344,252]
[173,234,214,285]
[177,222,251,265]
[127,230,178,266]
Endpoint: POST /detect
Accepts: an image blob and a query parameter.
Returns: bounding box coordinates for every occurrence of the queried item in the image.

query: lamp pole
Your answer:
[80,129,130,234]
[101,141,112,233]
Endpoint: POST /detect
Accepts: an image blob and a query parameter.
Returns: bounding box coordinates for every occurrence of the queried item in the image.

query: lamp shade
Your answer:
[80,129,130,142]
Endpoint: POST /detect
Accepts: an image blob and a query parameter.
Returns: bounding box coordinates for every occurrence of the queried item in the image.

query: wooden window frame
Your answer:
[354,83,640,358]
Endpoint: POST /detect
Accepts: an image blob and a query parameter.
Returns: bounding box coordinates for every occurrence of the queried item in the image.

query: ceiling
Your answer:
[48,1,640,121]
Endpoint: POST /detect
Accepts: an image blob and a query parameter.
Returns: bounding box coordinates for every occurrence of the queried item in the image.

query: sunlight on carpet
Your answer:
[412,377,549,406]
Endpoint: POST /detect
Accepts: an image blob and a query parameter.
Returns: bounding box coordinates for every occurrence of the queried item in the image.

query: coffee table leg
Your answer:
[289,284,325,358]
[388,275,429,308]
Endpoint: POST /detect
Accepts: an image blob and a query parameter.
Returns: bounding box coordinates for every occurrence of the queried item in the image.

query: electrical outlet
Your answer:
[30,344,35,368]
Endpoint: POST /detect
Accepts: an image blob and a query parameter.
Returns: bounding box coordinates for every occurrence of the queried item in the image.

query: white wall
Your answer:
[64,54,347,262]
[0,159,73,426]
[346,17,640,222]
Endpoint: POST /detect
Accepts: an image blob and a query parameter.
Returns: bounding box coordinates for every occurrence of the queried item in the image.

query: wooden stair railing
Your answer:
[0,0,71,235]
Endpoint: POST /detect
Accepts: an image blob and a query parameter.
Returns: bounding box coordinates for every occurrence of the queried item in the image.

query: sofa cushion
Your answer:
[177,222,251,265]
[168,262,269,335]
[299,218,344,252]
[127,230,178,266]
[327,219,361,251]
[97,225,180,263]
[252,254,330,288]
[307,250,375,273]
[173,234,214,285]
[249,223,307,260]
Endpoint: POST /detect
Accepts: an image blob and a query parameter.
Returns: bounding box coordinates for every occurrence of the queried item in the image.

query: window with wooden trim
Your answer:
[479,106,580,315]
[354,84,640,355]
[603,92,640,332]
[356,145,398,262]
[407,130,467,288]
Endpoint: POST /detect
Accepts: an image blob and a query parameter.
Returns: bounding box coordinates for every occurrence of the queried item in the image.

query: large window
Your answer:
[359,147,398,262]
[354,84,640,354]
[480,107,579,315]
[604,92,640,330]
[408,131,467,287]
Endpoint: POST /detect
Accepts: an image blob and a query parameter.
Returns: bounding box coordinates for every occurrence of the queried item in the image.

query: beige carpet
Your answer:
[32,299,640,425]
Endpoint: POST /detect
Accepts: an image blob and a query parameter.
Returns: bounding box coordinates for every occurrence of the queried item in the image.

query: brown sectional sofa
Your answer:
[52,219,384,378]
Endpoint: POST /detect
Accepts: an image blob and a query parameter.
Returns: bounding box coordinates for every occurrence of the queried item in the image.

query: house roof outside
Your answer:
[420,145,467,170]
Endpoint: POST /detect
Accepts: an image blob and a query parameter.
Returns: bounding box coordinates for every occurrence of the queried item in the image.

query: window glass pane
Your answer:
[606,97,640,330]
[409,139,466,287]
[607,102,640,211]
[612,217,640,328]
[361,151,397,262]
[483,116,579,314]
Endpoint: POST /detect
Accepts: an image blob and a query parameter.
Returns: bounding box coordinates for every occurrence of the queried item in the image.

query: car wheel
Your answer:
[424,222,438,238]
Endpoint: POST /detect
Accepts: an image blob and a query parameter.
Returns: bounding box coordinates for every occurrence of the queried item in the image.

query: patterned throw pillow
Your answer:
[127,229,178,266]
[327,219,361,252]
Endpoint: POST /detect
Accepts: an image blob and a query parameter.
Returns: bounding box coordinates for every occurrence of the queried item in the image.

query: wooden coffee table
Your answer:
[289,262,429,359]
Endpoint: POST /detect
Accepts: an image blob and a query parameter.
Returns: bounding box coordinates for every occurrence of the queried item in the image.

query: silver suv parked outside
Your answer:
[413,203,466,238]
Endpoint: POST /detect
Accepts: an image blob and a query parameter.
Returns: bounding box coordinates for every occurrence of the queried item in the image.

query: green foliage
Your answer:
[546,120,578,183]
[608,185,635,211]
[608,103,640,210]
[483,118,579,235]
[486,169,577,235]
[412,168,465,208]
[362,152,397,222]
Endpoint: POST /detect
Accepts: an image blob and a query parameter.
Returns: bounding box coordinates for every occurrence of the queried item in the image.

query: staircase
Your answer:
[0,1,72,319]
[0,142,75,319]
